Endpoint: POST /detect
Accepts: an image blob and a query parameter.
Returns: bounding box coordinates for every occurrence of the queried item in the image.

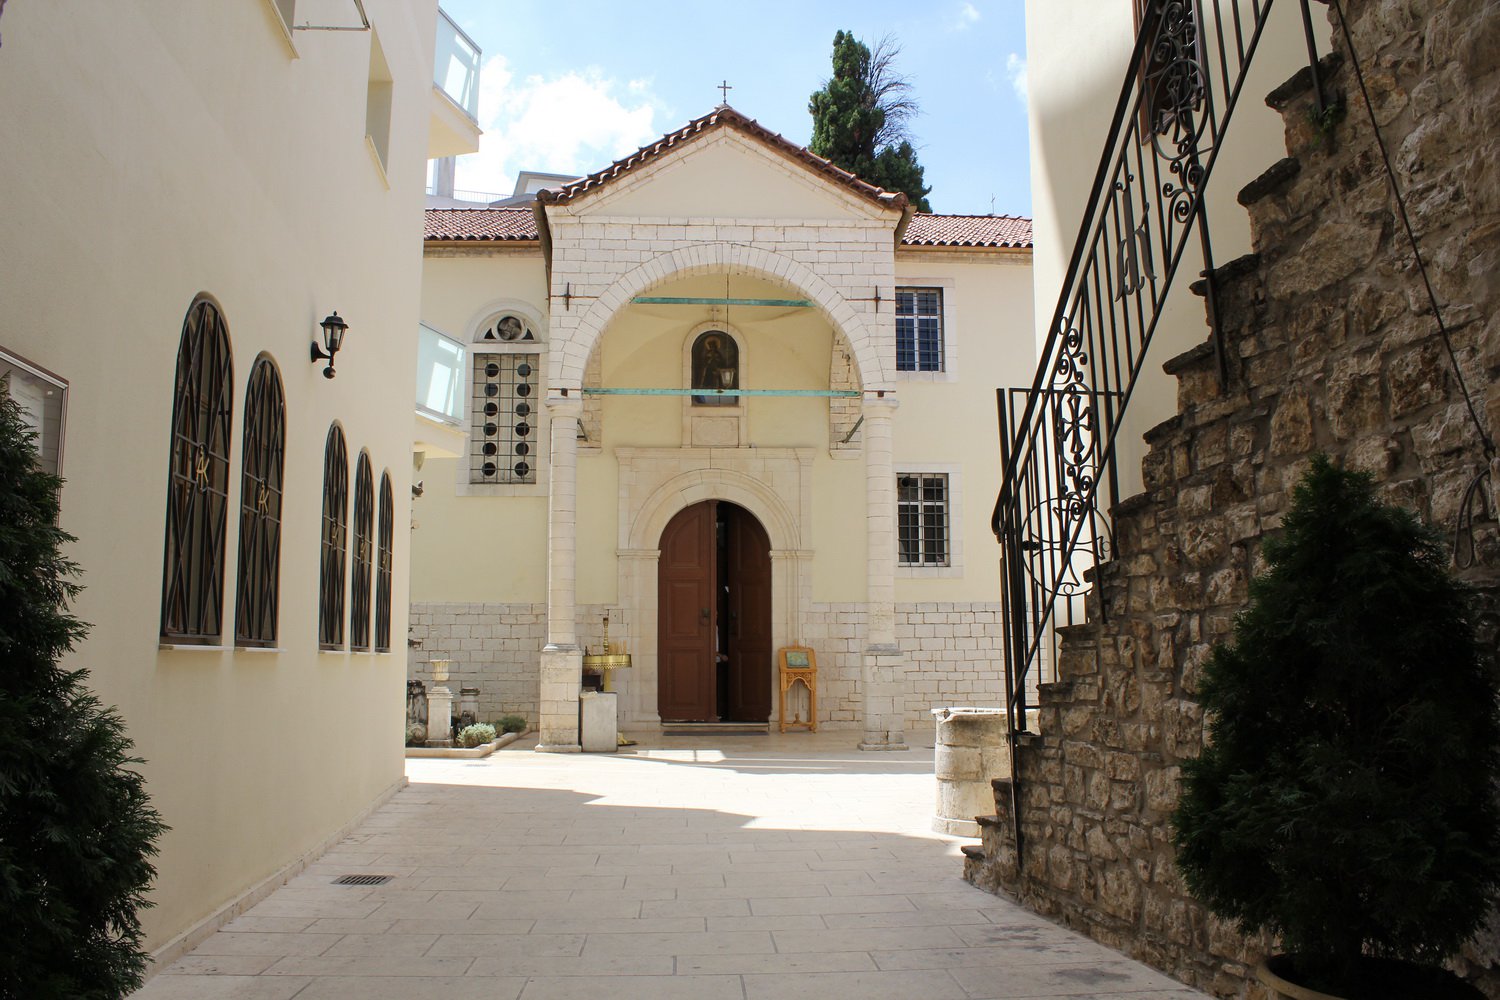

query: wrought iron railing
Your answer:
[991,0,1327,836]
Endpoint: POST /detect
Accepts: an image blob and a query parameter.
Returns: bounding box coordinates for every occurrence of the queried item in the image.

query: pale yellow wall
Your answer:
[594,131,890,221]
[893,252,1037,602]
[416,249,1035,608]
[1025,0,1330,495]
[0,0,435,951]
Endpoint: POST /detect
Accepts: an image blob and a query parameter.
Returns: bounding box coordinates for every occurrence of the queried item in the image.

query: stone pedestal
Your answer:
[932,707,1010,836]
[536,645,582,752]
[858,646,909,751]
[580,690,618,753]
[426,685,454,747]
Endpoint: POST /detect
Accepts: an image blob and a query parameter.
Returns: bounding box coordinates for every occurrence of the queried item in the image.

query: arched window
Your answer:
[318,424,348,649]
[375,471,394,652]
[690,330,738,406]
[235,356,285,647]
[350,451,374,652]
[161,295,234,643]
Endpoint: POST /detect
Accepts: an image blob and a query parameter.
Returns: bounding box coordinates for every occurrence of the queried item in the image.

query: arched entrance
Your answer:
[657,500,772,722]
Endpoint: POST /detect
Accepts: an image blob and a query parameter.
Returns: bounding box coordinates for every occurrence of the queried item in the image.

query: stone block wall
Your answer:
[964,0,1500,996]
[410,600,1006,735]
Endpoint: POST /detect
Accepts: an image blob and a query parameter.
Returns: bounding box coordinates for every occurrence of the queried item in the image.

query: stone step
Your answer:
[1265,51,1344,113]
[1238,156,1302,207]
[960,843,986,861]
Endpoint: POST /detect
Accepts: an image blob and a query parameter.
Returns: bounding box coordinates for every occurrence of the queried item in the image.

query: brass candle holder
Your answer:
[581,613,632,691]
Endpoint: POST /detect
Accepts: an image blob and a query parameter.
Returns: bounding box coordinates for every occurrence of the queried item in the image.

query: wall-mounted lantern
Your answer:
[310,311,348,379]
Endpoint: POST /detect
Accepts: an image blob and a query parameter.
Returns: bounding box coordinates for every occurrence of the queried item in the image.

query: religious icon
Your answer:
[691,331,738,406]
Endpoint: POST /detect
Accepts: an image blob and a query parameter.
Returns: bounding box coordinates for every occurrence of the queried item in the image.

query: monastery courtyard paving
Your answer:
[135,733,1207,1000]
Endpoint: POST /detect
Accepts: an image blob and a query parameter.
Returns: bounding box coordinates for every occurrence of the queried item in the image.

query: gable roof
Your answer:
[535,105,907,213]
[425,208,1033,249]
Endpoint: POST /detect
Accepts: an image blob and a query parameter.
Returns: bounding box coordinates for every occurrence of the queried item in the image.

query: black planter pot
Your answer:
[1257,954,1485,1000]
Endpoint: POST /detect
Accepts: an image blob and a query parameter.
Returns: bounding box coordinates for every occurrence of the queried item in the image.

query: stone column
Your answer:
[537,393,582,752]
[859,394,908,751]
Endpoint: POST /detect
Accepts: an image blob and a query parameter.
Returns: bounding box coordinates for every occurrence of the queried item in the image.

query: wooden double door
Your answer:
[657,500,772,722]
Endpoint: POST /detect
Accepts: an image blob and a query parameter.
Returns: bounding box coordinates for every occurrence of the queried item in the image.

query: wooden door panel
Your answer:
[725,506,773,722]
[658,502,715,721]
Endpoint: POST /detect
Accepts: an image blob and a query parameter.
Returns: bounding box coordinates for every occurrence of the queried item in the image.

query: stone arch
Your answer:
[626,466,801,553]
[551,242,887,392]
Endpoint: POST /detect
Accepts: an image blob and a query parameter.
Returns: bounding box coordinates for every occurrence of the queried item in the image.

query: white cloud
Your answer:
[951,2,981,30]
[1005,53,1028,104]
[453,54,666,199]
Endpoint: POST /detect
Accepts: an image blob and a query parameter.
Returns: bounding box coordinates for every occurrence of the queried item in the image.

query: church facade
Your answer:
[412,108,1034,749]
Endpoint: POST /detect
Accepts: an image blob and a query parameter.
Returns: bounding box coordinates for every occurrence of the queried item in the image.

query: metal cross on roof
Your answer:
[717,80,732,104]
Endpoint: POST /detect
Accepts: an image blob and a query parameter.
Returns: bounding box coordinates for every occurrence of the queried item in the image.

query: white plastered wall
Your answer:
[0,0,435,952]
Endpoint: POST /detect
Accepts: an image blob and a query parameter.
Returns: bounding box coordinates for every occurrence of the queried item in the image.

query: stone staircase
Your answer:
[963,8,1500,991]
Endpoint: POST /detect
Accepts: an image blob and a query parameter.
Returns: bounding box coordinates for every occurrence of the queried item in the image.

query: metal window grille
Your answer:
[350,453,374,652]
[896,288,944,372]
[161,296,234,643]
[318,425,348,649]
[375,472,393,652]
[234,357,285,647]
[470,353,538,484]
[897,474,949,567]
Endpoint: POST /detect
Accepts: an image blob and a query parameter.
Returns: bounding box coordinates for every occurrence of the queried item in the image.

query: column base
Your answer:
[859,645,907,753]
[537,644,583,751]
[858,737,911,752]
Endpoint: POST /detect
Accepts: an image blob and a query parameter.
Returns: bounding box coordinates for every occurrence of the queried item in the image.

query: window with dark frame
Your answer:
[470,351,538,484]
[318,425,349,649]
[234,356,285,647]
[161,296,234,643]
[896,288,944,372]
[897,473,950,567]
[350,451,374,652]
[375,471,393,653]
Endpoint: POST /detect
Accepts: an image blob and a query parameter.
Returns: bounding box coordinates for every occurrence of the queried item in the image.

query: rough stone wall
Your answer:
[411,600,1006,734]
[964,0,1500,996]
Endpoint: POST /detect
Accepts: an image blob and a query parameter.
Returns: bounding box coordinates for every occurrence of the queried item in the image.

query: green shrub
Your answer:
[1173,456,1500,989]
[0,377,167,998]
[456,722,496,748]
[497,714,526,734]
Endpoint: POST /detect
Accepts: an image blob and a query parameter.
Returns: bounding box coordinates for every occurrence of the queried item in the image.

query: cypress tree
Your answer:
[1173,455,1500,992]
[809,30,933,212]
[0,376,166,998]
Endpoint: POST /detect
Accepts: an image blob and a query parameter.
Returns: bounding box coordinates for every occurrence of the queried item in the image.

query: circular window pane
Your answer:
[484,402,499,416]
[482,462,497,477]
[515,422,530,437]
[513,461,530,478]
[482,442,497,456]
[517,362,532,378]
[497,316,525,341]
[483,422,498,436]
[515,402,531,417]
[514,442,530,456]
[516,383,531,397]
[484,362,500,378]
[484,383,498,397]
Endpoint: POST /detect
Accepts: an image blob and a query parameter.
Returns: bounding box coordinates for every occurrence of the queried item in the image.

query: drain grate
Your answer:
[332,874,394,886]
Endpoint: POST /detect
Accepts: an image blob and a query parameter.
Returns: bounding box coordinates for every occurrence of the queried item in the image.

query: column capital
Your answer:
[546,392,583,418]
[863,393,900,417]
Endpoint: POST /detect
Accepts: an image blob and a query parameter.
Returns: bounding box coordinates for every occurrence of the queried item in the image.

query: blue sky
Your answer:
[440,0,1031,217]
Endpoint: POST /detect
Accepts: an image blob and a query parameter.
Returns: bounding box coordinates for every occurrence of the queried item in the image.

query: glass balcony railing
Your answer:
[433,7,480,120]
[416,324,465,425]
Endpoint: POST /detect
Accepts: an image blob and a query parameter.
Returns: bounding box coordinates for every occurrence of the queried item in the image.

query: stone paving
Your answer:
[134,732,1209,1000]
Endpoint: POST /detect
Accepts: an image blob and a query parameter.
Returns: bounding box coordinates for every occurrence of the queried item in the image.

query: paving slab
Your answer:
[133,731,1209,1000]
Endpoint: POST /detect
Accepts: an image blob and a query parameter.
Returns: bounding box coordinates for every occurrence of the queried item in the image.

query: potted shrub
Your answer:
[1173,456,1500,999]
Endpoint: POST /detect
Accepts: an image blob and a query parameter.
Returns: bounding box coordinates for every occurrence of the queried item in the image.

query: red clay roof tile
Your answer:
[901,213,1033,248]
